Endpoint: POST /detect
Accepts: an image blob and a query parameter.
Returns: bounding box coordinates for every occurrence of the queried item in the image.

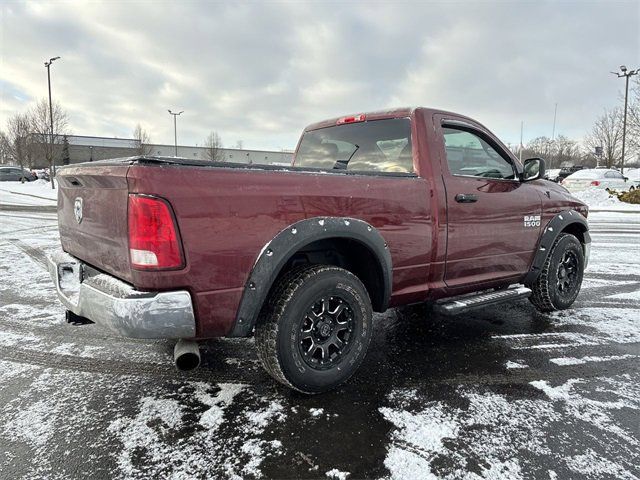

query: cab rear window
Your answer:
[294,118,413,173]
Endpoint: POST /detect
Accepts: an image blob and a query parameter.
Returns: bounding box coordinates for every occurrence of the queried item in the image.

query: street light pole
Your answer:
[611,65,639,175]
[44,56,60,187]
[168,110,184,156]
[519,120,523,162]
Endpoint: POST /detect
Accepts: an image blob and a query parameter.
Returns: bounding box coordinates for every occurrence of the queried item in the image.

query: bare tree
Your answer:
[5,112,33,181]
[204,131,225,162]
[133,124,153,155]
[520,135,584,169]
[0,131,11,165]
[30,98,69,187]
[522,136,553,163]
[584,107,624,168]
[552,135,583,167]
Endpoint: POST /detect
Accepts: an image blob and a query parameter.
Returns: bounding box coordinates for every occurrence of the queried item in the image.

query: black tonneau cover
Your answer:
[58,155,291,170]
[59,155,415,177]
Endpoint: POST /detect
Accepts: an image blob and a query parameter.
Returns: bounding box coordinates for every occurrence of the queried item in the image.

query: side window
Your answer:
[442,127,515,180]
[604,171,623,179]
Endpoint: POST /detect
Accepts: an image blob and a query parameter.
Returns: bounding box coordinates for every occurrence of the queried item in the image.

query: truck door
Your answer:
[433,116,542,289]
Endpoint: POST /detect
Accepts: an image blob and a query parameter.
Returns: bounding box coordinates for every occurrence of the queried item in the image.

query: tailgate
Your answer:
[57,163,133,283]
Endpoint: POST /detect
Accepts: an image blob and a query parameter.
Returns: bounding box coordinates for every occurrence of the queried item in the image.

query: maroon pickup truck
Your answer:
[48,107,590,393]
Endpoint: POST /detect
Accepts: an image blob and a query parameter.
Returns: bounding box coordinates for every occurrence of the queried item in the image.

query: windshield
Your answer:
[294,118,413,173]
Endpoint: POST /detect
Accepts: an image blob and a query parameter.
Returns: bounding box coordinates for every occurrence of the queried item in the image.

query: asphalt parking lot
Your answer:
[0,207,638,479]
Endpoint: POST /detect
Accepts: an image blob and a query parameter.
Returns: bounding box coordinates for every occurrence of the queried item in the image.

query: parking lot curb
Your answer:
[0,204,57,213]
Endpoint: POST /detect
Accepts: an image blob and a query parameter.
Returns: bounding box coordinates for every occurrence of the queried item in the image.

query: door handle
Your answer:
[455,193,478,203]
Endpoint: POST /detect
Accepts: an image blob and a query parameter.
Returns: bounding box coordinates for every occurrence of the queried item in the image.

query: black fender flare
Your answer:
[523,210,590,286]
[228,216,392,337]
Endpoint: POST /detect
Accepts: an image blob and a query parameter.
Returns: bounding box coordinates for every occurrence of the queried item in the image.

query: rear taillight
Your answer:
[590,180,600,186]
[128,194,184,270]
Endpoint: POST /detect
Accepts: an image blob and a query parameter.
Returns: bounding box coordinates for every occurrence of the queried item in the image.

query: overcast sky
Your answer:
[1,1,638,151]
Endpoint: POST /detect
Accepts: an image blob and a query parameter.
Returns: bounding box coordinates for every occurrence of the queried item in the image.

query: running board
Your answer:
[434,286,532,315]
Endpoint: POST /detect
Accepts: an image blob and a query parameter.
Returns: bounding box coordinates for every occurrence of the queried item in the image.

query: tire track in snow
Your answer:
[0,345,264,385]
[7,238,48,270]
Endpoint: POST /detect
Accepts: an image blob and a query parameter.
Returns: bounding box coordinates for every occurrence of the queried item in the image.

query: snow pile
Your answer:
[505,360,528,369]
[572,188,640,210]
[0,179,57,206]
[326,468,350,479]
[0,179,57,199]
[195,381,245,430]
[380,402,460,480]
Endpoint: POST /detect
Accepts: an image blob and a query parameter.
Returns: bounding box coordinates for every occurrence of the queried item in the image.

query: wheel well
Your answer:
[561,222,587,244]
[271,237,386,312]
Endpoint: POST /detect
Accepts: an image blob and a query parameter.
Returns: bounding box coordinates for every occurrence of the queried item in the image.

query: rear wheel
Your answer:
[529,233,584,312]
[255,265,373,394]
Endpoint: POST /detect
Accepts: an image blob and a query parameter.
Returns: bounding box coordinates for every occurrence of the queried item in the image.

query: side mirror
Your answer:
[521,157,545,182]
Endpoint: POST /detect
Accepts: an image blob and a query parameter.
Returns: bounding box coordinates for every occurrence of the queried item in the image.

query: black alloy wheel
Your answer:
[298,296,355,370]
[556,250,579,296]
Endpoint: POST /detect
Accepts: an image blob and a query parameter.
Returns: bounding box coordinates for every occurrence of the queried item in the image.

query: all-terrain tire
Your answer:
[529,233,584,312]
[255,265,373,394]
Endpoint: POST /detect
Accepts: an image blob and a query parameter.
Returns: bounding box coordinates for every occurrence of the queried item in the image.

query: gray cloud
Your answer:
[1,0,638,150]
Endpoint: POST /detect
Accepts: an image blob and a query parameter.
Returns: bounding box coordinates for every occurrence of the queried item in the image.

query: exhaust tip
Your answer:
[174,339,201,371]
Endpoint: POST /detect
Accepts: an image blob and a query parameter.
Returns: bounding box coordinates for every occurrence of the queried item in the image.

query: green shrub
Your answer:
[617,188,640,204]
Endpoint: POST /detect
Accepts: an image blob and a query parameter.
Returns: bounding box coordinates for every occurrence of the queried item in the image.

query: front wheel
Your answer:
[528,233,584,312]
[255,265,373,394]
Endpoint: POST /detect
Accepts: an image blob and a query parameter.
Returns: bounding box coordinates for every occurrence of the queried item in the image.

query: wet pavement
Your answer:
[0,209,638,479]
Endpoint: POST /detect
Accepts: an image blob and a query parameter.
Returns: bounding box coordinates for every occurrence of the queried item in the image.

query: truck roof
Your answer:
[303,107,415,132]
[303,106,473,132]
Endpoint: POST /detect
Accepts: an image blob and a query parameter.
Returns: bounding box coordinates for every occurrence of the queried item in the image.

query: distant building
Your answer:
[25,134,294,168]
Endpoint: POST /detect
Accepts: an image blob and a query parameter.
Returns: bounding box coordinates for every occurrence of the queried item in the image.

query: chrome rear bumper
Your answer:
[47,250,196,339]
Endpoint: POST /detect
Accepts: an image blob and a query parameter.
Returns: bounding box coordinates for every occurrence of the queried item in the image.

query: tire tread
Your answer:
[255,265,368,393]
[529,233,579,312]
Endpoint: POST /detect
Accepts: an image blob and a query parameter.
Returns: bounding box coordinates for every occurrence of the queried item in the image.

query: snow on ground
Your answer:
[572,187,640,211]
[0,179,57,206]
[381,377,639,480]
[0,179,58,200]
[326,468,351,479]
[549,354,639,366]
[505,360,528,369]
[107,382,287,479]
